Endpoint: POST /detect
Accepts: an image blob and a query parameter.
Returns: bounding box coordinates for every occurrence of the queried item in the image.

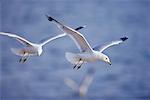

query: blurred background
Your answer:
[0,0,150,100]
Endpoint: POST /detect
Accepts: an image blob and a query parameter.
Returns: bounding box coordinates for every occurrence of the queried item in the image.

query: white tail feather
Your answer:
[65,52,80,64]
[10,48,24,56]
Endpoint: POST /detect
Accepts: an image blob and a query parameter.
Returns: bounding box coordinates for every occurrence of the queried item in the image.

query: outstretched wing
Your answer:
[40,26,86,46]
[0,32,34,46]
[46,15,93,52]
[39,33,66,46]
[93,37,128,52]
[64,78,78,92]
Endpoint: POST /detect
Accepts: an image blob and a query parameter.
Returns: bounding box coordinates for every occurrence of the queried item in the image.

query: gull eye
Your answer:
[106,58,107,60]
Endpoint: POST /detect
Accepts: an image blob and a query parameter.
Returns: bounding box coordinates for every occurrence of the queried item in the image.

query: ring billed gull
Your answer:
[46,15,128,69]
[64,68,95,96]
[0,26,84,63]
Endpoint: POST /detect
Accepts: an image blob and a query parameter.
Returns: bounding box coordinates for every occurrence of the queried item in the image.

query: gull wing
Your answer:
[39,26,85,46]
[39,33,66,46]
[93,37,128,52]
[0,32,34,46]
[46,15,93,52]
[64,78,78,92]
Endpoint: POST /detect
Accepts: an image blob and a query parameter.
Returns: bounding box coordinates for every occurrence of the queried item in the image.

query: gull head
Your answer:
[37,46,43,56]
[99,53,111,65]
[38,49,42,56]
[104,56,111,65]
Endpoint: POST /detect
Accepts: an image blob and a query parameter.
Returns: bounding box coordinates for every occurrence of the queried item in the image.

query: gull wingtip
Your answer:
[120,36,128,41]
[75,25,86,31]
[45,14,54,21]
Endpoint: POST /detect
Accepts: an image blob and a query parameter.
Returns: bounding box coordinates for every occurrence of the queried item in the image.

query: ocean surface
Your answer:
[1,0,150,100]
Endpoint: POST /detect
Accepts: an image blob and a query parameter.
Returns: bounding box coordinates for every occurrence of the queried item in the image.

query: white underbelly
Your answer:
[24,47,38,55]
[78,53,98,62]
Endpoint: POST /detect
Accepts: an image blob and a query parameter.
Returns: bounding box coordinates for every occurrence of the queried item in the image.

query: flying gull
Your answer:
[0,26,84,63]
[46,15,128,69]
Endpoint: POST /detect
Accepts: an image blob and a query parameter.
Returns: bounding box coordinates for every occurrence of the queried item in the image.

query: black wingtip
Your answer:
[45,15,54,21]
[120,37,128,41]
[75,25,86,31]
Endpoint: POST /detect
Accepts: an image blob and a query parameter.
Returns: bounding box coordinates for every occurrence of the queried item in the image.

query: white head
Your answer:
[98,53,111,65]
[37,46,43,56]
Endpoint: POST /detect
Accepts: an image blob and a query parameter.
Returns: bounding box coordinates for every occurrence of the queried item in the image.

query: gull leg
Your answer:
[19,50,26,63]
[23,56,29,63]
[22,53,29,63]
[19,57,23,63]
[19,56,25,63]
[19,51,29,63]
[77,66,81,70]
[73,65,77,69]
[73,58,82,69]
[74,58,82,70]
[19,57,25,63]
[19,51,26,63]
[23,58,27,63]
[77,61,84,70]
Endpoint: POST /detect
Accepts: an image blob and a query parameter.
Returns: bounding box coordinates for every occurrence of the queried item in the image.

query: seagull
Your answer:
[0,26,85,63]
[46,15,128,69]
[64,68,95,96]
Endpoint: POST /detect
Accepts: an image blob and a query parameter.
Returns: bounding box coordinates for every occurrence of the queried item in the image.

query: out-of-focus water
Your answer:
[1,0,150,100]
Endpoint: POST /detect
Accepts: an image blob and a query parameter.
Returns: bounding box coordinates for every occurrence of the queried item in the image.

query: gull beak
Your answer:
[108,61,111,65]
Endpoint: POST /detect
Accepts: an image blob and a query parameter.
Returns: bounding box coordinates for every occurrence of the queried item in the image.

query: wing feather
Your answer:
[46,16,93,52]
[93,37,128,52]
[40,26,85,46]
[0,32,33,46]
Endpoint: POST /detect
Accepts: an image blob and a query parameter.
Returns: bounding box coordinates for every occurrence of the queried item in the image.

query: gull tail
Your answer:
[10,48,24,56]
[65,52,80,65]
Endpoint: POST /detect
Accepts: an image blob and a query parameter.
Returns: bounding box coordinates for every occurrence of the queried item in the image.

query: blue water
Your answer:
[1,0,150,100]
